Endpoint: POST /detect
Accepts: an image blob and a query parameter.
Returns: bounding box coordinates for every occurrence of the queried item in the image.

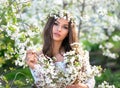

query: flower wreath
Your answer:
[48,9,75,23]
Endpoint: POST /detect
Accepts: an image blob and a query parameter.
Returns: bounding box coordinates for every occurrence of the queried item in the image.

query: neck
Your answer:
[52,41,62,56]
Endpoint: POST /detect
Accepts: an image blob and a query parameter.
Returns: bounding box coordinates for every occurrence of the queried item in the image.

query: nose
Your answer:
[57,26,61,32]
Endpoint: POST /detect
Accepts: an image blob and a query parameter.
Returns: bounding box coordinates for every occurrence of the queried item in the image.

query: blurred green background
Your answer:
[0,0,120,88]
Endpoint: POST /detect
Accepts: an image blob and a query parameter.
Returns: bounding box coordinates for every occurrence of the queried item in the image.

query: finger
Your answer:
[26,51,37,59]
[26,58,36,69]
[30,55,38,63]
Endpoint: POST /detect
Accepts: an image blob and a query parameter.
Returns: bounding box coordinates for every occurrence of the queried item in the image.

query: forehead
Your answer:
[56,18,69,25]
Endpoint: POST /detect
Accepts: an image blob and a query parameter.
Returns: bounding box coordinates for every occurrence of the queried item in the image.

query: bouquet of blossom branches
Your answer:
[32,43,102,88]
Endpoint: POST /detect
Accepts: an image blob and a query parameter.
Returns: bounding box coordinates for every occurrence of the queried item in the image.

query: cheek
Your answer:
[52,26,58,32]
[52,26,55,31]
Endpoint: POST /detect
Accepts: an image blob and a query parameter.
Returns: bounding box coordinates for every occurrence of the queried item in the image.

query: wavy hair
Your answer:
[42,12,78,57]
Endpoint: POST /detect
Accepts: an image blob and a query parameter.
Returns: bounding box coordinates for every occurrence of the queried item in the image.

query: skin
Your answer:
[52,18,69,60]
[66,83,88,88]
[26,50,37,69]
[26,18,88,88]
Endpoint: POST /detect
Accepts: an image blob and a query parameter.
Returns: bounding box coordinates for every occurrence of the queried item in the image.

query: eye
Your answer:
[63,26,68,29]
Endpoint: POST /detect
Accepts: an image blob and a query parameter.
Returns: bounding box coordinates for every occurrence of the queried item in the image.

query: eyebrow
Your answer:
[55,20,68,26]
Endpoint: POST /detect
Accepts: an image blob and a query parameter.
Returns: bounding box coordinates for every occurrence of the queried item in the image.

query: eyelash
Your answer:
[64,26,68,29]
[54,22,68,29]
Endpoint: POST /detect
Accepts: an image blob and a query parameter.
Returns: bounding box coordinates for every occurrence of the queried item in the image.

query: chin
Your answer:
[53,38,62,42]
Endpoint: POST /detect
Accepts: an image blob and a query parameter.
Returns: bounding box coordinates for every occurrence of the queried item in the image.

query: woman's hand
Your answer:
[26,50,38,69]
[66,83,88,88]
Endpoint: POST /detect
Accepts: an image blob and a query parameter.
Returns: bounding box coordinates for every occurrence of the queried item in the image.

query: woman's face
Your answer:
[52,18,69,42]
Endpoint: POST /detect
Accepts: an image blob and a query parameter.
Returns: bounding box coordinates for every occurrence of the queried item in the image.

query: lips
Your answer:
[53,33,61,37]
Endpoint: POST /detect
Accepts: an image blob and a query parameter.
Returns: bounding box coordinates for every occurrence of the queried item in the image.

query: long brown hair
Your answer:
[42,13,78,57]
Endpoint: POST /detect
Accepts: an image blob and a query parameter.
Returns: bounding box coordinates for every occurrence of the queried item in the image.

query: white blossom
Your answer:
[30,43,102,87]
[112,35,120,41]
[103,49,118,59]
[97,8,107,17]
[104,42,114,49]
[98,81,115,88]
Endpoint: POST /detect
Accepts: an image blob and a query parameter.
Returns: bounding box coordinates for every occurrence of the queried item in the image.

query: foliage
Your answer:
[0,67,33,88]
[0,0,120,87]
[95,69,120,88]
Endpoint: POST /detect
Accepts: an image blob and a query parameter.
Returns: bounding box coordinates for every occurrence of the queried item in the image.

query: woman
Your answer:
[26,10,95,88]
